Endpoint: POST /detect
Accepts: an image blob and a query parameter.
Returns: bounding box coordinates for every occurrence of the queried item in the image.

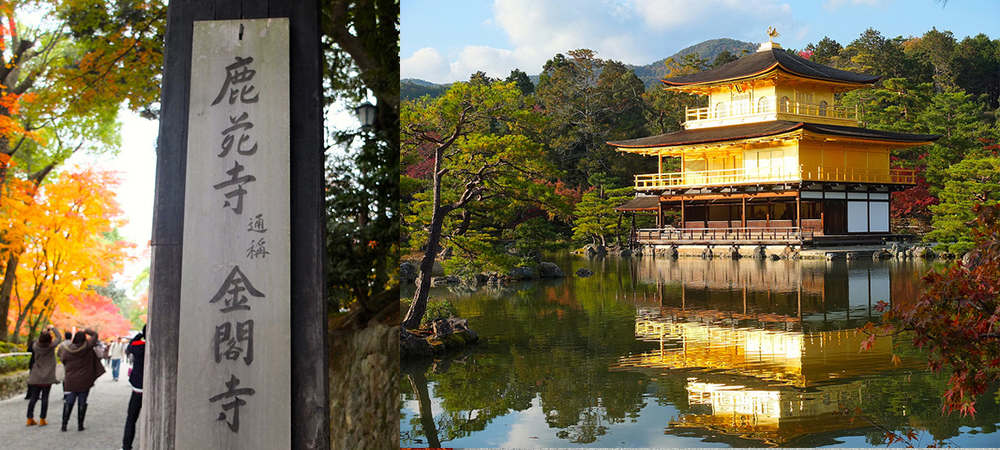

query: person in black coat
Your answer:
[24,338,35,400]
[121,325,146,450]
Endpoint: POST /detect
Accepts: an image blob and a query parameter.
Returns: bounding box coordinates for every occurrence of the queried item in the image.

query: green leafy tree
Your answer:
[505,68,534,96]
[321,0,400,314]
[917,91,993,187]
[663,52,710,77]
[844,28,911,79]
[925,156,1000,253]
[642,86,703,137]
[400,81,560,329]
[535,49,651,187]
[710,50,738,68]
[571,175,634,247]
[805,37,843,66]
[907,27,957,92]
[951,33,1000,108]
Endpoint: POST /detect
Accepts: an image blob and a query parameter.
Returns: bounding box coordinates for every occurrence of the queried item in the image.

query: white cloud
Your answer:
[401,0,807,83]
[450,46,521,80]
[400,47,451,83]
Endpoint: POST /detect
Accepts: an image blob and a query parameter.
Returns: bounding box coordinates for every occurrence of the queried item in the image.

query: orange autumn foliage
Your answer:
[4,167,134,339]
[50,291,132,339]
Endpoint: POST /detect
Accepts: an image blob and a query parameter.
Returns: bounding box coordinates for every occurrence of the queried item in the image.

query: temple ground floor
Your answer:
[618,182,912,246]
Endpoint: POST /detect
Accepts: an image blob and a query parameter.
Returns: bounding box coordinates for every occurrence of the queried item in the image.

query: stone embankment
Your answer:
[0,370,28,401]
[328,297,400,450]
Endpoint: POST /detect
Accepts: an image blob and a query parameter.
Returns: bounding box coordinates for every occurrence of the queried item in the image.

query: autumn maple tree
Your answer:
[4,167,132,341]
[0,0,163,341]
[50,291,132,339]
[862,202,1000,417]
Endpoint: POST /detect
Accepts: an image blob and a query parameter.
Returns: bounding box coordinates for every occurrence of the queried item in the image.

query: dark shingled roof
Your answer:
[608,121,940,149]
[662,48,881,86]
[615,195,661,211]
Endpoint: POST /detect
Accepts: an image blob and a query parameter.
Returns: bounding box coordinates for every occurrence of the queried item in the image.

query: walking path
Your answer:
[0,362,140,450]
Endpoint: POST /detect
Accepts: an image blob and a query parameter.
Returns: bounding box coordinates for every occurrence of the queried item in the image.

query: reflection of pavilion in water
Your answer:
[612,260,922,446]
[673,378,872,446]
[629,259,895,329]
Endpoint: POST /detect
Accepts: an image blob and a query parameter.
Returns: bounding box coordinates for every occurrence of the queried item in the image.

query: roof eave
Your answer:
[661,65,880,90]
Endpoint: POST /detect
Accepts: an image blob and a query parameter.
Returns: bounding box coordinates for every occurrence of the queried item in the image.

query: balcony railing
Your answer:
[634,166,916,190]
[685,97,857,124]
[637,227,812,244]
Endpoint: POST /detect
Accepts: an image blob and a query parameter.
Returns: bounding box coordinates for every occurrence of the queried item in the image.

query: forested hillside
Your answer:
[401,38,758,99]
[629,38,757,87]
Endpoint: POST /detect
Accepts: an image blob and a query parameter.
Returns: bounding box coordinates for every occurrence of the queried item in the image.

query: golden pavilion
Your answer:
[610,35,939,245]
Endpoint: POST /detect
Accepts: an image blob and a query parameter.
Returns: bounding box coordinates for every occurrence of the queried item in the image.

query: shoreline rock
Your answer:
[400,318,480,360]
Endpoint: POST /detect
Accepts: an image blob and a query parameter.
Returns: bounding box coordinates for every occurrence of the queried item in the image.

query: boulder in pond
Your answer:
[400,329,434,359]
[400,261,418,283]
[509,266,537,280]
[538,262,565,279]
[576,268,594,278]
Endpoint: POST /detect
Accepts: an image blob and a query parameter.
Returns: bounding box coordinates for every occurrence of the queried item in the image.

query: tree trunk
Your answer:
[408,372,442,448]
[11,284,43,343]
[402,145,449,330]
[0,253,18,341]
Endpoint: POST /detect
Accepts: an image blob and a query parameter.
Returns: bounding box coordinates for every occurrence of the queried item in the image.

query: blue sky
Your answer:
[402,0,1000,84]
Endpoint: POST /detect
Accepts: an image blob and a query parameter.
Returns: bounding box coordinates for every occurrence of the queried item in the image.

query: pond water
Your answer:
[400,254,1000,448]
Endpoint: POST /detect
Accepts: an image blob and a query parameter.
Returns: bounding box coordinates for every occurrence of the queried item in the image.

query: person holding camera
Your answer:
[25,325,61,427]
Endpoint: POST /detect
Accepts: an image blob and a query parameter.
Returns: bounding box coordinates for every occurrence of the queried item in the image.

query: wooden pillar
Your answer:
[680,199,685,228]
[796,192,802,228]
[741,196,747,228]
[148,1,327,448]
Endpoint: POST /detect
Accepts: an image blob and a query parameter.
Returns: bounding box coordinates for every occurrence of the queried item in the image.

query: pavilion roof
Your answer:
[661,48,880,87]
[608,121,940,149]
[614,195,661,212]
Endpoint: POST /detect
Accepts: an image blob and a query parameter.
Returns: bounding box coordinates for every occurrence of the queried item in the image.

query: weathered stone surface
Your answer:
[825,252,841,260]
[431,318,453,337]
[0,370,28,401]
[662,245,679,259]
[846,252,859,260]
[939,251,956,260]
[399,328,433,359]
[537,262,565,279]
[331,322,400,450]
[780,245,797,260]
[725,245,741,260]
[509,266,537,280]
[700,246,714,259]
[576,268,594,277]
[751,245,768,260]
[430,275,460,286]
[768,254,781,261]
[872,249,893,260]
[400,261,418,283]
